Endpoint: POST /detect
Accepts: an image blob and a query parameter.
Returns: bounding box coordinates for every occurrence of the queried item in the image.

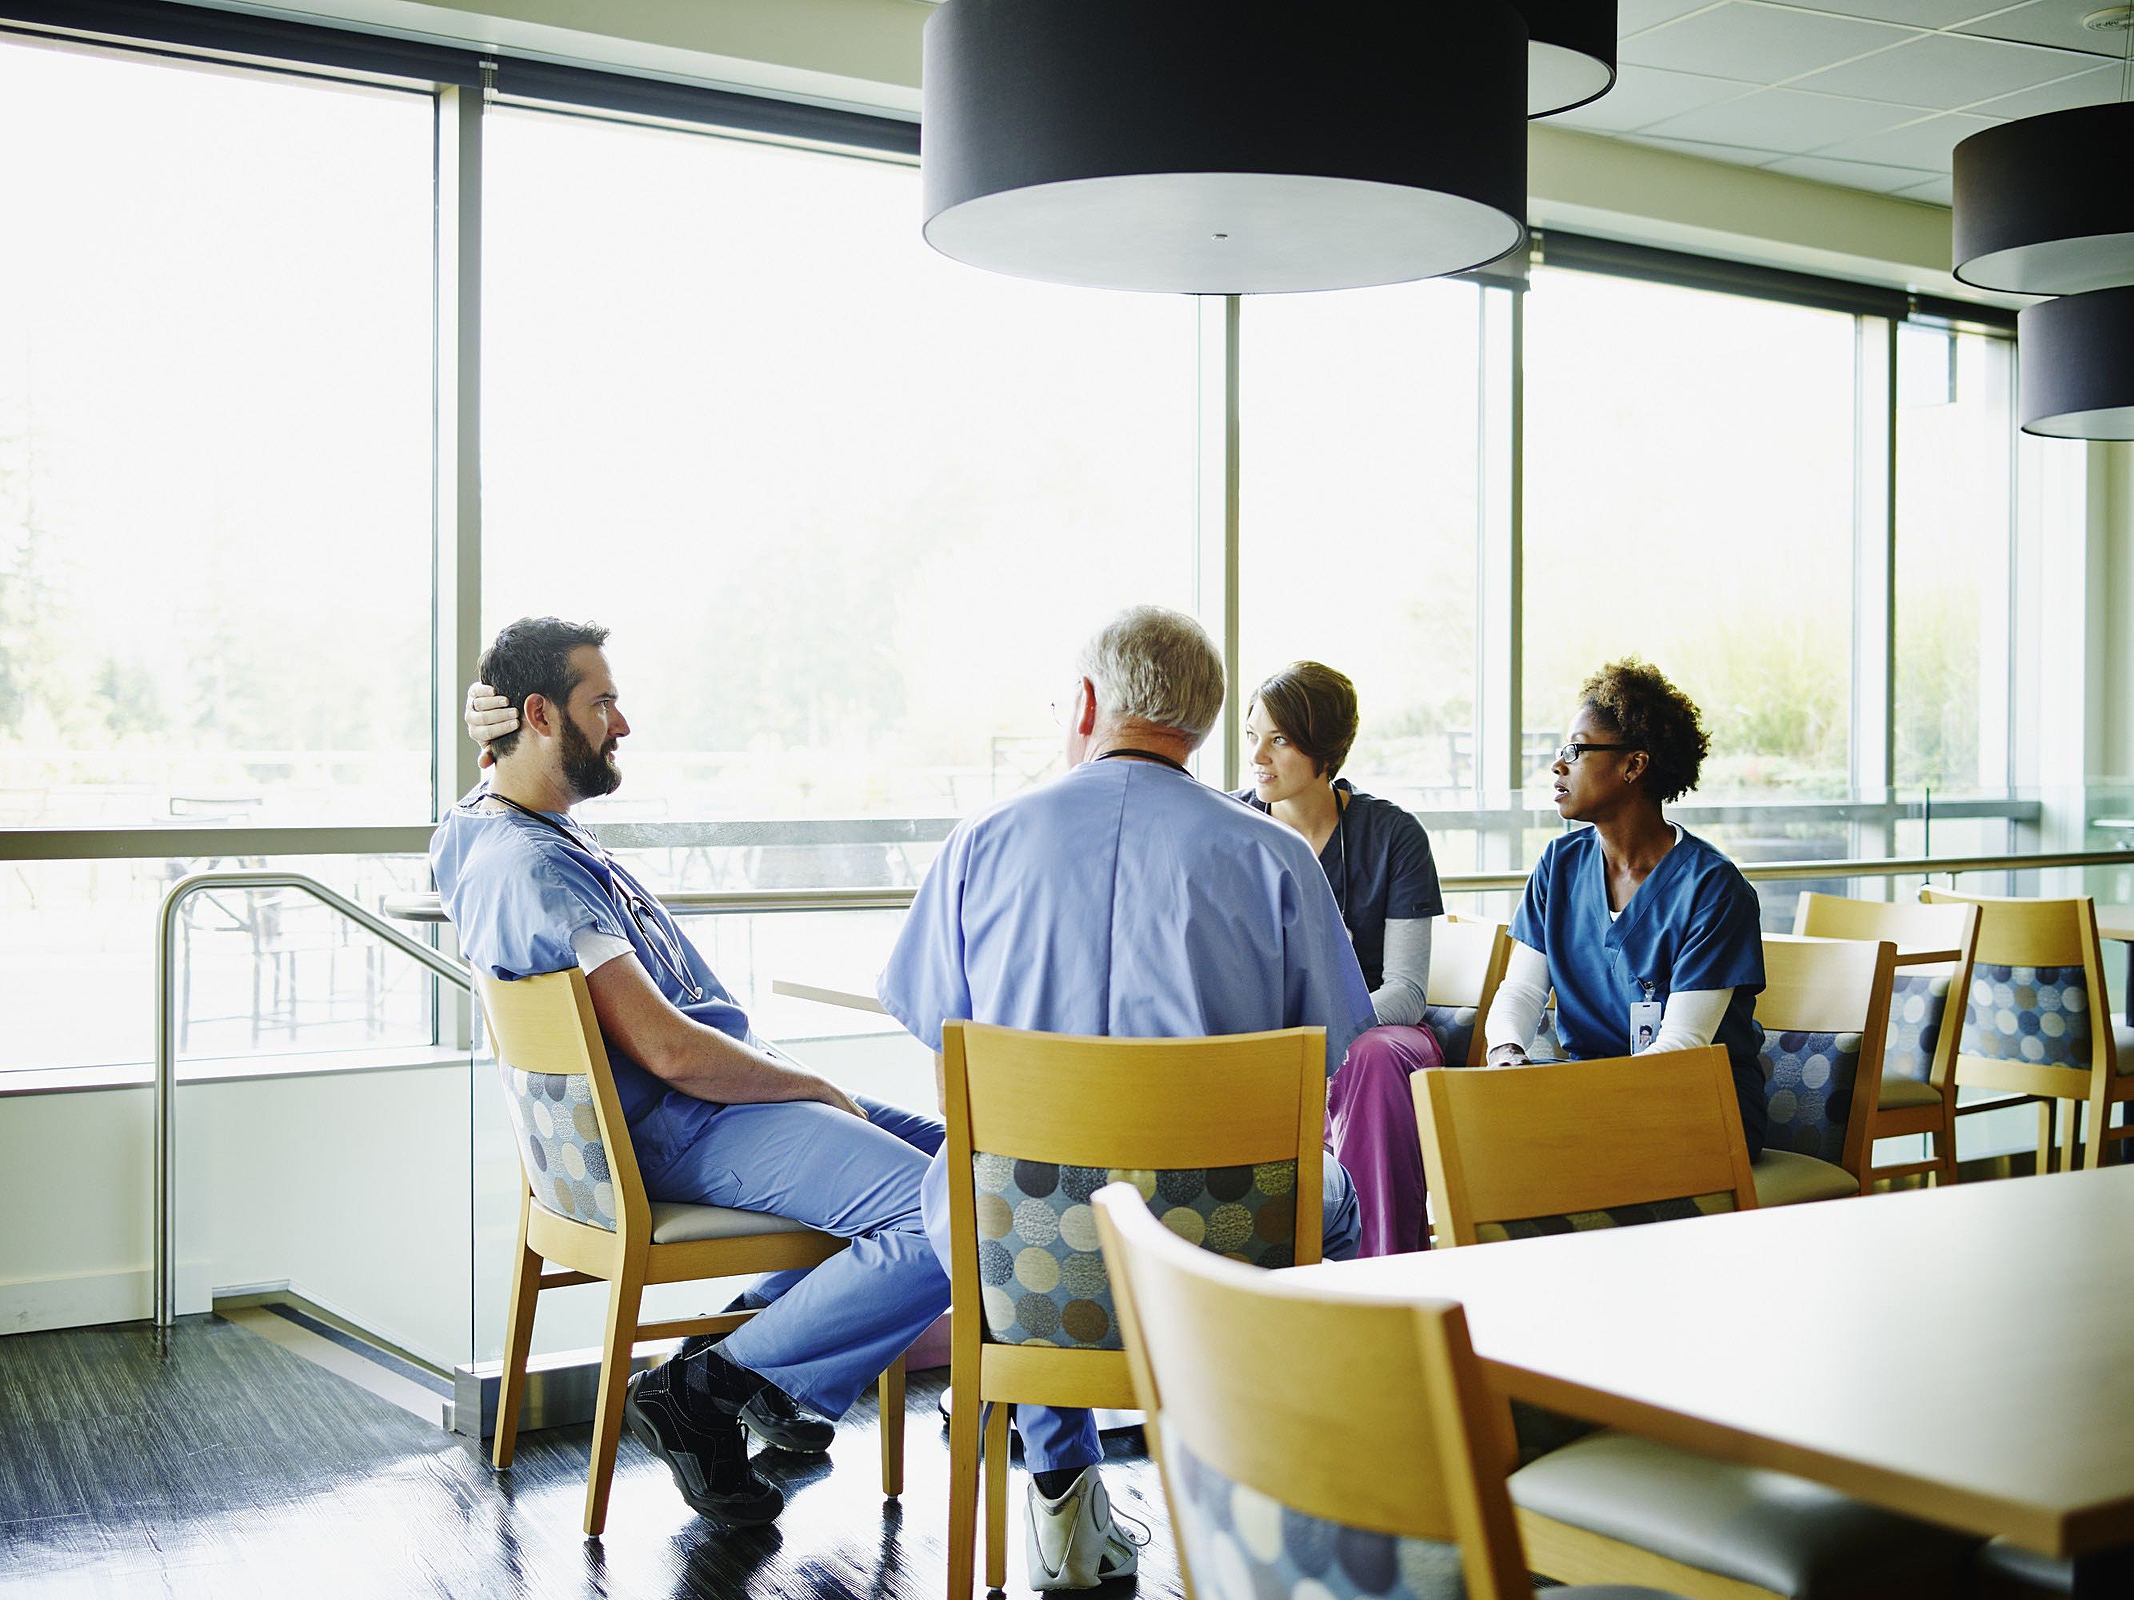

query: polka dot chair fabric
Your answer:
[501,1067,618,1231]
[1420,1005,1478,1068]
[1760,1030,1864,1166]
[1882,973,1951,1088]
[1162,1428,1466,1600]
[1962,963,2092,1068]
[1473,1191,1736,1245]
[972,1155,1297,1350]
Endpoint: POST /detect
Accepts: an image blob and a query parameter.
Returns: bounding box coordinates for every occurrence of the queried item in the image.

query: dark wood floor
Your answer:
[0,1316,1180,1600]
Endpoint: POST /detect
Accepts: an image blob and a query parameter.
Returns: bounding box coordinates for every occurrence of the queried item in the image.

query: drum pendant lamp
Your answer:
[1953,101,2134,296]
[1520,0,1619,118]
[2019,287,2134,440]
[920,0,1529,295]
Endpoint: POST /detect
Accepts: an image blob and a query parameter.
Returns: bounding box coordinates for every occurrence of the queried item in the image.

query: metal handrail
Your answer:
[154,871,471,1329]
[376,847,2134,922]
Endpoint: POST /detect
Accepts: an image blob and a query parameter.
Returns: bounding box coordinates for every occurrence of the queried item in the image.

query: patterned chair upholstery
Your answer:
[1420,1004,1478,1069]
[1961,963,2092,1068]
[1881,974,1949,1089]
[972,1154,1297,1349]
[1164,1430,1467,1600]
[1760,1030,1865,1166]
[1475,1191,1737,1244]
[500,1066,618,1231]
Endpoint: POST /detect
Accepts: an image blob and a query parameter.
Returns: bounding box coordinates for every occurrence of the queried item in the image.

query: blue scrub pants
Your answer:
[917,1149,1364,1475]
[639,1095,949,1420]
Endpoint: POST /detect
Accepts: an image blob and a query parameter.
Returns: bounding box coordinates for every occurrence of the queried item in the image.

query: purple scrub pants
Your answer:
[1328,1024,1449,1256]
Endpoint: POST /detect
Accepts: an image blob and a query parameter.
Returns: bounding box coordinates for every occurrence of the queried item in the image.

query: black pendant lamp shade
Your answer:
[2019,287,2134,440]
[920,0,1529,294]
[1520,0,1619,118]
[1953,103,2134,296]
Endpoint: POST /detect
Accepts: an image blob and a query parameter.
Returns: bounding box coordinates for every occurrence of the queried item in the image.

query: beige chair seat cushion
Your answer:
[649,1202,820,1245]
[1751,1149,1859,1208]
[1511,1431,1977,1598]
[1877,1076,1943,1111]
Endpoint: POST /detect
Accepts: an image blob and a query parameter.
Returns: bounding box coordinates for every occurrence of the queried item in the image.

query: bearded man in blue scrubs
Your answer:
[878,604,1373,1591]
[1482,658,1768,1153]
[435,617,950,1530]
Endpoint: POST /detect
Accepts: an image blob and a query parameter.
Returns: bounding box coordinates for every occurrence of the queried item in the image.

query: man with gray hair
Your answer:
[879,604,1372,1590]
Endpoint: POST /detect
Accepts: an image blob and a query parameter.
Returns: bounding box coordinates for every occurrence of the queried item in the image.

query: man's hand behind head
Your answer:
[466,682,519,770]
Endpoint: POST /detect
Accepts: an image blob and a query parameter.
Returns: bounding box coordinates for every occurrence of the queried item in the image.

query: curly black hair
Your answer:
[1577,658,1710,805]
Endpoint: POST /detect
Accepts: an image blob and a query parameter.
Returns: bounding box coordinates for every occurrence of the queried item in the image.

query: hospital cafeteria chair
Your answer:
[1748,934,1898,1206]
[1414,1047,1979,1599]
[1089,1181,1683,1600]
[939,1019,1327,1599]
[1921,889,2134,1173]
[474,968,906,1537]
[1419,913,1512,1067]
[1792,892,1979,1187]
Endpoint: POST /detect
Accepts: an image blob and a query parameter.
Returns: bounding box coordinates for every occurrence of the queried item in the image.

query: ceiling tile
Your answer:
[1966,63,2124,118]
[1812,109,2002,167]
[1619,1,1922,82]
[1763,151,1945,191]
[1622,133,1786,165]
[1895,174,1956,204]
[1643,85,1921,149]
[1769,0,2011,24]
[1954,0,2133,57]
[1620,0,1723,33]
[1551,65,1758,131]
[1791,30,2110,106]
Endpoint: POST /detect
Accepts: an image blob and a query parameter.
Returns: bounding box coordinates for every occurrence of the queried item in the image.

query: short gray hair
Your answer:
[1076,606,1226,746]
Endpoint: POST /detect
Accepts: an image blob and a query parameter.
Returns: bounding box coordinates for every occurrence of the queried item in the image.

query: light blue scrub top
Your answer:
[1511,823,1769,1152]
[431,789,747,1164]
[878,757,1375,1078]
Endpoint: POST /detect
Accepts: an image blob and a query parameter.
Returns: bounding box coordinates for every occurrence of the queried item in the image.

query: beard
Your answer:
[559,715,622,801]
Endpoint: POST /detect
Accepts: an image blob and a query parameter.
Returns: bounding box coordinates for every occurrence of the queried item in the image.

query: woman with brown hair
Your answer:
[1238,661,1447,1255]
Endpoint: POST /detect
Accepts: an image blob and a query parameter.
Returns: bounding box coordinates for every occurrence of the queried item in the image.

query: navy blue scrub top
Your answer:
[1238,780,1444,990]
[1511,824,1769,1154]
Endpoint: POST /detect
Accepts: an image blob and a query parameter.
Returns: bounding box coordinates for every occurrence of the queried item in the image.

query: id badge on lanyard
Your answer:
[1629,980,1662,1055]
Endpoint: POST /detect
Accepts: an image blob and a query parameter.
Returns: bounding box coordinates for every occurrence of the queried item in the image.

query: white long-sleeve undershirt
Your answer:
[1369,917,1433,1027]
[1483,940,1732,1061]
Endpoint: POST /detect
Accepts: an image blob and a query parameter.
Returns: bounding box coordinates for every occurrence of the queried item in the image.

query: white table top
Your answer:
[1286,1166,2134,1558]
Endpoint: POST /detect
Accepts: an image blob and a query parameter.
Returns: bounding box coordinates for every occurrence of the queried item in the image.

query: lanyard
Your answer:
[1093,747,1192,776]
[476,792,705,1002]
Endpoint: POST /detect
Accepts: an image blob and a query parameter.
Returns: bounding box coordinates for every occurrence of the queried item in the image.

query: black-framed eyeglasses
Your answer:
[1555,742,1638,765]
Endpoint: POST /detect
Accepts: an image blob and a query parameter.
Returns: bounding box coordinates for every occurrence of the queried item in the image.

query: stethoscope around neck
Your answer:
[474,791,707,1002]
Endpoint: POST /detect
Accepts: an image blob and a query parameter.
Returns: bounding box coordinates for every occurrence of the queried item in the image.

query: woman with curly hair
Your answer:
[1482,659,1770,1155]
[1236,661,1447,1255]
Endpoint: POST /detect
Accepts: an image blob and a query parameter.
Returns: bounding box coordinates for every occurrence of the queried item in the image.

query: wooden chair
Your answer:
[1792,892,1980,1187]
[475,968,906,1537]
[1087,1183,1682,1600]
[1749,934,1898,1207]
[1416,1047,1757,1248]
[940,1020,1326,1599]
[1420,914,1512,1068]
[1922,889,2134,1173]
[1412,1046,1977,1600]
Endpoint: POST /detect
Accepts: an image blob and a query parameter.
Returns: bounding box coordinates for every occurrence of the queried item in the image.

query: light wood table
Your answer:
[770,977,888,1016]
[1288,1167,2134,1586]
[2095,908,2134,1028]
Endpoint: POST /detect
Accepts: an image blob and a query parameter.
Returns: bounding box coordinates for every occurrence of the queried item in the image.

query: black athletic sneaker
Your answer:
[675,1331,837,1455]
[623,1361,784,1527]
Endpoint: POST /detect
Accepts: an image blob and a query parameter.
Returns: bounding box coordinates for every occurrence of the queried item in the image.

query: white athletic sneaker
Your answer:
[1024,1467,1147,1591]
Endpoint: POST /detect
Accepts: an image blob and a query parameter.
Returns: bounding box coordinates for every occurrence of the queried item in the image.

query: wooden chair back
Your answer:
[1920,888,2114,1083]
[1092,1185,1532,1600]
[1415,1045,1756,1248]
[1424,915,1512,1067]
[1755,934,1898,1183]
[475,967,651,1252]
